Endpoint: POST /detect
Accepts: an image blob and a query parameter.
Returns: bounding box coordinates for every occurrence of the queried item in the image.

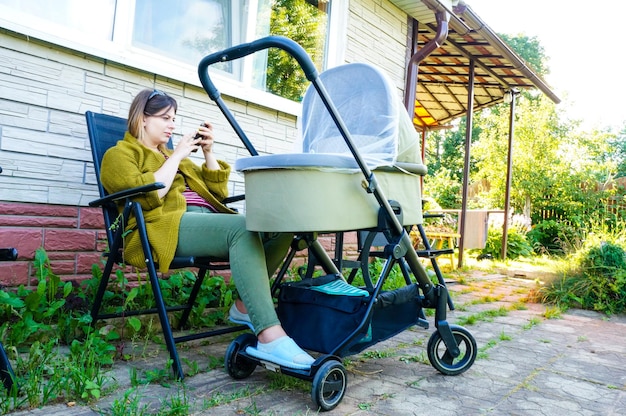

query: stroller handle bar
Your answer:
[198,36,318,101]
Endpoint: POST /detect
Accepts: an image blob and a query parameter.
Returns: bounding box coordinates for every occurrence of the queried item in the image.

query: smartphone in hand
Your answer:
[192,123,208,152]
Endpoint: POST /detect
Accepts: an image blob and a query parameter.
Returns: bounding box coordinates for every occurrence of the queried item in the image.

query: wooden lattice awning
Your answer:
[391,0,560,130]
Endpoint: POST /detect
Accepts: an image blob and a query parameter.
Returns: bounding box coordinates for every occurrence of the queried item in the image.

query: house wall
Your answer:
[0,0,411,287]
[345,0,410,94]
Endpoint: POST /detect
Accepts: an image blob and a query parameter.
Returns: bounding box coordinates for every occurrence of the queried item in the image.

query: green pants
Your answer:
[175,206,292,335]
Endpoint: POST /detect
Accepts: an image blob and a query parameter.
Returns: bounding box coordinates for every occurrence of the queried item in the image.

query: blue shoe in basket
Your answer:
[228,303,255,332]
[311,279,369,296]
[246,336,315,370]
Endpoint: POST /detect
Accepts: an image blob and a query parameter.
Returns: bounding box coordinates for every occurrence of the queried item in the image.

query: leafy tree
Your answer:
[266,0,327,101]
[611,123,626,178]
[424,116,482,208]
[499,34,549,77]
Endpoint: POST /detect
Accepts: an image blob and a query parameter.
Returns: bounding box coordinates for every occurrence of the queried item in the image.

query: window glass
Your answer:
[132,0,239,74]
[0,0,332,105]
[0,0,115,40]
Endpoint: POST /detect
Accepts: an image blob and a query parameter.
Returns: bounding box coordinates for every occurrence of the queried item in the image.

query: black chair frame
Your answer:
[0,166,17,393]
[85,111,246,380]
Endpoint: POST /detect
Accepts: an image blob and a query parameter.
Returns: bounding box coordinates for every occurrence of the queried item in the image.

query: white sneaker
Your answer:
[246,336,314,370]
[228,303,254,331]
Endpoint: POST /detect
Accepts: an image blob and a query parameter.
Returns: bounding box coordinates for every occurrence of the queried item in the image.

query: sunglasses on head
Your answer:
[148,89,166,100]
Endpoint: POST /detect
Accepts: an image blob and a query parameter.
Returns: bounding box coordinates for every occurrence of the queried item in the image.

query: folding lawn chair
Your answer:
[0,342,14,392]
[85,111,247,380]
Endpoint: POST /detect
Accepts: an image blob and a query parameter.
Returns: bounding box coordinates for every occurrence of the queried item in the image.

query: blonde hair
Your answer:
[127,89,178,143]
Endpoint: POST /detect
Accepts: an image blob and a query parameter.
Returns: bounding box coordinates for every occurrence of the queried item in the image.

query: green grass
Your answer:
[455,306,510,326]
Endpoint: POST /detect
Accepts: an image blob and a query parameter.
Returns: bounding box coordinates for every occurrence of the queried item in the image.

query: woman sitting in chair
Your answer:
[100,88,314,369]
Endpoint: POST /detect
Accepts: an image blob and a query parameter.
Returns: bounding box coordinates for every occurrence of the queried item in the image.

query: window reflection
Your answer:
[0,0,115,40]
[133,0,235,73]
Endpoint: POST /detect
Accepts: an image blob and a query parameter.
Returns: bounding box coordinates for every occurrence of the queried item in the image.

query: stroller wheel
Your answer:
[311,360,347,412]
[427,325,477,376]
[225,333,257,379]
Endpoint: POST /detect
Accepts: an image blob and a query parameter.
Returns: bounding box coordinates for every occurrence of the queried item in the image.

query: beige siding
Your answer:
[0,1,412,208]
[0,29,297,208]
[345,0,409,99]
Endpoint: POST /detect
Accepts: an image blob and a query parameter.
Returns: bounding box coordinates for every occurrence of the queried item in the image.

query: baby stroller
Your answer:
[0,166,18,394]
[198,36,476,411]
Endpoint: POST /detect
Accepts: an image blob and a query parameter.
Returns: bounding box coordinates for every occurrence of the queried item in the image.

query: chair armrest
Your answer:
[223,194,245,204]
[89,182,165,207]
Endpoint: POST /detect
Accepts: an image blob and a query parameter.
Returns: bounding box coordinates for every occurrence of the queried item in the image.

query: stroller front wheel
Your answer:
[311,359,347,411]
[225,333,258,379]
[427,325,477,376]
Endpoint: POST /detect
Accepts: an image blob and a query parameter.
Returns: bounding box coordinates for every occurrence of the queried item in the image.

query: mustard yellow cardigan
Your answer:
[100,132,235,272]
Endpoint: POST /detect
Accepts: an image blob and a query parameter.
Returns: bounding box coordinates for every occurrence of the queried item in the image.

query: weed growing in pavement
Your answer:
[205,354,223,371]
[465,294,504,305]
[510,301,528,310]
[477,331,513,360]
[543,305,563,319]
[361,348,396,359]
[454,306,510,326]
[522,317,542,330]
[104,387,151,416]
[399,351,429,365]
[267,372,309,392]
[130,359,174,387]
[358,402,373,410]
[201,385,264,410]
[157,382,190,415]
[242,401,262,415]
[499,330,512,341]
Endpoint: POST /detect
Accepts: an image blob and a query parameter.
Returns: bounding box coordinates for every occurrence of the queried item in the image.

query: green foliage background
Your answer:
[266,0,327,101]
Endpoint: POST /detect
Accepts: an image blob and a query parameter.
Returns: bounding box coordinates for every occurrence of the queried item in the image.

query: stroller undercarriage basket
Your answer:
[277,274,428,357]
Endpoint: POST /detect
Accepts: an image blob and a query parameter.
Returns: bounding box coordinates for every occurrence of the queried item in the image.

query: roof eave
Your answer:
[452,2,560,104]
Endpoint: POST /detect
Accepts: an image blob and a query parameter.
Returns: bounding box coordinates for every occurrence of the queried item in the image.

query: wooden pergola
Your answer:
[393,0,560,265]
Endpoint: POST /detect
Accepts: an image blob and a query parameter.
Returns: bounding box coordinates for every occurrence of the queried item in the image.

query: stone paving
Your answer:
[8,271,626,415]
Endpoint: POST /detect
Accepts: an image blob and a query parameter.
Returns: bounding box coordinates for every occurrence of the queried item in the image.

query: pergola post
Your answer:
[501,90,518,260]
[457,58,476,269]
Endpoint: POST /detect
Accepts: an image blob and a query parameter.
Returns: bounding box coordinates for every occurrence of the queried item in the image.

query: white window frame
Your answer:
[0,0,347,115]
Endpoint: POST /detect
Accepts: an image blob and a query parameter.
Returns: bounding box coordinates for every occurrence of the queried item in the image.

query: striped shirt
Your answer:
[182,187,218,212]
[159,149,218,212]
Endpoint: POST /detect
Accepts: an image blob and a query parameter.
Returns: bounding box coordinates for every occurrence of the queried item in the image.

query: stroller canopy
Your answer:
[300,62,421,169]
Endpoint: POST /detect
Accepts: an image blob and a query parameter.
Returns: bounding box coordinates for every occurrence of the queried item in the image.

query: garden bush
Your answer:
[527,219,581,255]
[480,214,533,260]
[539,236,626,315]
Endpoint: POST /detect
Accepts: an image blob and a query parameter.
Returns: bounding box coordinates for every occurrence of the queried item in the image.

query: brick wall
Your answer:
[0,201,104,287]
[0,199,359,288]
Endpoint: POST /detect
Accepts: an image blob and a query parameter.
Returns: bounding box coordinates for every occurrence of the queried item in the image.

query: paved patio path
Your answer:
[8,270,626,415]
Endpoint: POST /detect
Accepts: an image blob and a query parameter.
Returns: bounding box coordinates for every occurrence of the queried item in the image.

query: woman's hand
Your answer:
[172,131,203,160]
[195,122,215,154]
[196,121,221,170]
